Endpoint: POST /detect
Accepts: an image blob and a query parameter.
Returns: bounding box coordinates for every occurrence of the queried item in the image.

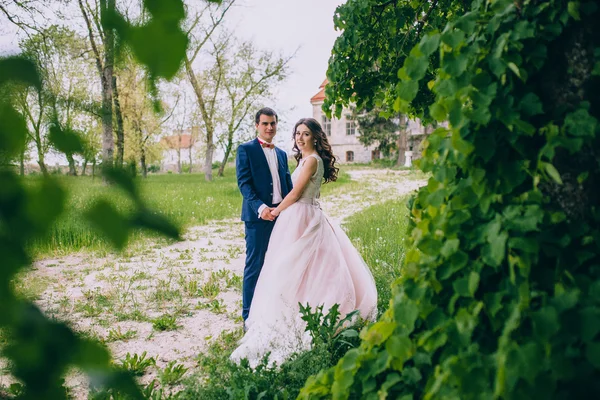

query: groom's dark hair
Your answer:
[255,107,278,124]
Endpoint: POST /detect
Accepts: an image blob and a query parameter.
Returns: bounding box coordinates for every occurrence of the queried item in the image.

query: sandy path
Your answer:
[1,169,426,398]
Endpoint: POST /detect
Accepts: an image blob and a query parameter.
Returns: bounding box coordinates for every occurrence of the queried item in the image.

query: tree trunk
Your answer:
[141,146,147,178]
[112,75,125,168]
[177,148,182,174]
[184,56,214,182]
[92,159,96,179]
[188,146,193,173]
[36,138,48,176]
[66,153,77,176]
[82,158,88,176]
[101,2,116,171]
[396,130,407,166]
[19,146,25,176]
[218,133,234,177]
[204,143,213,180]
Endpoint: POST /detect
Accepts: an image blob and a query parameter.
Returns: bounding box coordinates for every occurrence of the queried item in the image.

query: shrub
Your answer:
[301,1,600,399]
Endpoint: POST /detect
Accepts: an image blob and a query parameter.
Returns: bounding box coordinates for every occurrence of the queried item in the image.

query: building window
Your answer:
[321,115,332,136]
[371,150,381,160]
[346,117,356,136]
[346,151,354,162]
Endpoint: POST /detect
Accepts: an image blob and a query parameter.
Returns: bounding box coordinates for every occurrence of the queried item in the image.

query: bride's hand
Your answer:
[271,208,280,217]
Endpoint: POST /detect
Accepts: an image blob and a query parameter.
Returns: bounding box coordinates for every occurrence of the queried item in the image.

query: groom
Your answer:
[236,107,293,327]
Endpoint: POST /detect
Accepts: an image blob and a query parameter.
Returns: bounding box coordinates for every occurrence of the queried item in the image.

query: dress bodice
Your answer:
[292,153,323,201]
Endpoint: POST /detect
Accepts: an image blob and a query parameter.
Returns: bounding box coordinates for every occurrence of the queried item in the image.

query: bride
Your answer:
[230,117,378,367]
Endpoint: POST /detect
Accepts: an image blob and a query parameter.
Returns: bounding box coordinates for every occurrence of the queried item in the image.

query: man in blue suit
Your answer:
[236,107,293,328]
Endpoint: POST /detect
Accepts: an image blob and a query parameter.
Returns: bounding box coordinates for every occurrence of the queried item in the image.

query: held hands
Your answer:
[271,208,280,217]
[260,207,277,221]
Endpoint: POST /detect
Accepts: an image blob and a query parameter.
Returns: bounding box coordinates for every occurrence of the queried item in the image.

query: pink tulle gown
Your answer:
[230,153,378,367]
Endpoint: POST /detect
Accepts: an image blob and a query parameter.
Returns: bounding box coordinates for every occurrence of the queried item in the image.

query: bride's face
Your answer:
[295,124,315,152]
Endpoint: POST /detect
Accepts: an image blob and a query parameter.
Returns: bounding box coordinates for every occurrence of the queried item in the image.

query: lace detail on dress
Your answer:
[292,153,323,203]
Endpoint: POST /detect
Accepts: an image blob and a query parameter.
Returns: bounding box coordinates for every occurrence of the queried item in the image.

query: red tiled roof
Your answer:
[310,79,329,103]
[161,134,194,149]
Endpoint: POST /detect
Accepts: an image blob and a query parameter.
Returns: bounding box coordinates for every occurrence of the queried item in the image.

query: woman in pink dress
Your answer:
[230,118,377,367]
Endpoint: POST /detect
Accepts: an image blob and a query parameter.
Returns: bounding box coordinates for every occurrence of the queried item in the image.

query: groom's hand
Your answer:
[260,207,275,221]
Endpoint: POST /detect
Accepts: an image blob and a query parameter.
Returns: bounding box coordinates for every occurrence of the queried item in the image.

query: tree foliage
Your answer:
[324,0,468,119]
[302,0,600,398]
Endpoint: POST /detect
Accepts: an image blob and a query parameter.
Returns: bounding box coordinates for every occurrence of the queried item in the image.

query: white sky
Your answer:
[0,0,346,159]
[224,0,345,146]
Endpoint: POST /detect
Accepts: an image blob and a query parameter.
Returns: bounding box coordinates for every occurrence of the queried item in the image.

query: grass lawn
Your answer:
[27,166,354,257]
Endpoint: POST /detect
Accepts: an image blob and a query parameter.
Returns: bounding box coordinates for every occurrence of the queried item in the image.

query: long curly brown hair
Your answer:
[292,118,339,183]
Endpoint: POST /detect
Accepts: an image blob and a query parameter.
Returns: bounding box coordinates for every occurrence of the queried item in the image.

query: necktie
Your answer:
[261,141,275,149]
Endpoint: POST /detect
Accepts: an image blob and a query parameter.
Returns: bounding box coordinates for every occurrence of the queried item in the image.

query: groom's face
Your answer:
[256,114,277,143]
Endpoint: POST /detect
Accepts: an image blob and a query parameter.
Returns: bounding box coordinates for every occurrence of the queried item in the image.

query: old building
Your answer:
[310,79,430,166]
[160,127,203,172]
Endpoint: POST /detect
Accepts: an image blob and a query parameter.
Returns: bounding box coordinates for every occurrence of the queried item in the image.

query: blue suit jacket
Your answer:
[236,138,293,222]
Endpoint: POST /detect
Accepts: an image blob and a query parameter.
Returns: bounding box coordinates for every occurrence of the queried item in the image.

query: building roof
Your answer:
[161,134,194,149]
[310,79,328,103]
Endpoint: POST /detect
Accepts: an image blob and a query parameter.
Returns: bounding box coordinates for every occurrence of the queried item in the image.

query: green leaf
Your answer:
[542,162,563,184]
[85,200,130,250]
[468,271,480,296]
[430,102,447,121]
[132,209,180,240]
[404,56,429,80]
[103,168,139,201]
[519,93,543,116]
[0,103,28,159]
[443,52,469,76]
[441,238,460,258]
[586,342,600,369]
[0,56,41,90]
[453,275,472,297]
[564,109,597,137]
[386,336,414,366]
[397,80,419,101]
[482,232,508,267]
[441,30,465,49]
[568,1,581,20]
[419,32,441,56]
[394,299,419,335]
[507,62,521,78]
[48,125,85,155]
[532,306,560,340]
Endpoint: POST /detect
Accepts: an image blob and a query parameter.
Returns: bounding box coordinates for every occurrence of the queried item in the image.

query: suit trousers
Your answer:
[242,219,275,320]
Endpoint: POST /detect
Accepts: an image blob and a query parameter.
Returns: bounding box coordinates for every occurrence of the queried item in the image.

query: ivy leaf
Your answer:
[518,93,543,117]
[564,109,597,137]
[482,231,508,267]
[394,299,419,335]
[386,336,415,366]
[568,1,581,20]
[586,342,600,369]
[542,162,563,184]
[532,306,560,340]
[507,62,521,79]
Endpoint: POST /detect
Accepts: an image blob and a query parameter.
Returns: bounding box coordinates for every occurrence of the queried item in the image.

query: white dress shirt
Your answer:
[257,139,282,218]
